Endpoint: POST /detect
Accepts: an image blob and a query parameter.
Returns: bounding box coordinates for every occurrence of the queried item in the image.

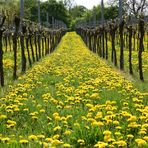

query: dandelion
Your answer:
[45,138,53,142]
[19,139,29,144]
[114,140,127,147]
[37,134,45,139]
[103,130,111,136]
[135,139,147,147]
[39,109,45,113]
[127,134,134,139]
[63,143,71,148]
[77,139,85,145]
[94,141,108,148]
[143,136,148,141]
[1,137,10,143]
[0,115,7,119]
[51,139,63,146]
[128,116,137,122]
[28,135,38,141]
[64,130,72,135]
[53,134,60,140]
[53,126,61,132]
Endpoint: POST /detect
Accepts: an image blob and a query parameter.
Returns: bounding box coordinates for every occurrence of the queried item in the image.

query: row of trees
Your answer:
[1,0,147,29]
[76,15,147,81]
[0,0,70,27]
[0,11,66,87]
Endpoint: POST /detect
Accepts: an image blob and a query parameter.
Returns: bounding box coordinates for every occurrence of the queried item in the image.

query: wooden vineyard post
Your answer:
[37,30,41,59]
[109,21,118,66]
[42,32,44,57]
[88,31,92,51]
[102,25,105,58]
[47,34,49,55]
[26,27,32,67]
[28,27,35,62]
[20,24,27,73]
[0,15,6,86]
[34,31,39,61]
[93,30,97,53]
[127,25,133,75]
[119,19,125,70]
[105,26,108,60]
[13,16,20,80]
[133,29,136,51]
[99,28,102,57]
[4,31,8,52]
[138,15,145,81]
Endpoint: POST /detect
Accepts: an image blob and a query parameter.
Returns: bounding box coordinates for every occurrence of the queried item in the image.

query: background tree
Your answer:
[24,0,70,27]
[108,0,148,17]
[125,0,148,18]
[0,0,19,25]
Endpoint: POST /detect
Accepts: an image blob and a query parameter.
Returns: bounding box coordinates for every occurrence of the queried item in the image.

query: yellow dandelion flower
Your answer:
[128,116,137,122]
[37,134,45,139]
[127,134,134,139]
[103,130,111,135]
[135,139,147,147]
[139,130,147,135]
[39,109,45,113]
[95,112,103,119]
[77,139,85,145]
[19,139,29,144]
[1,137,10,143]
[94,141,108,148]
[0,115,7,119]
[28,135,38,141]
[54,116,61,121]
[53,134,60,140]
[53,126,61,132]
[64,130,72,135]
[113,120,119,125]
[45,138,53,142]
[143,136,148,141]
[128,122,141,128]
[51,139,63,146]
[63,143,71,148]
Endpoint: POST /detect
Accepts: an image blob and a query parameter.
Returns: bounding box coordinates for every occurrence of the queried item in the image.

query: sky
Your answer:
[74,0,101,9]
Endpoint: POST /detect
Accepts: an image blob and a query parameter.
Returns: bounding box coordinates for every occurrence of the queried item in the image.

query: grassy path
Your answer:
[0,33,147,147]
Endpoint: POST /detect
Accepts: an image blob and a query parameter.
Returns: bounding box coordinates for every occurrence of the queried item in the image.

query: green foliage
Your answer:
[70,4,119,28]
[0,0,121,29]
[0,0,19,25]
[24,0,70,27]
[70,5,87,19]
[104,6,118,20]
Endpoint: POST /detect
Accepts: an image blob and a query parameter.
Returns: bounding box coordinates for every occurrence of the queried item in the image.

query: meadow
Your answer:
[107,39,148,92]
[0,32,147,147]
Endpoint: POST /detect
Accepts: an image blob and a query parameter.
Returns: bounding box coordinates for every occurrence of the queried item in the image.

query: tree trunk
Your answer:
[8,35,11,52]
[34,35,39,61]
[105,31,108,60]
[13,16,20,80]
[0,31,4,86]
[42,37,44,57]
[119,20,124,70]
[102,27,105,58]
[26,37,32,67]
[20,34,26,73]
[29,37,35,62]
[128,26,133,75]
[4,35,8,52]
[138,17,144,81]
[38,34,41,59]
[99,35,102,57]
